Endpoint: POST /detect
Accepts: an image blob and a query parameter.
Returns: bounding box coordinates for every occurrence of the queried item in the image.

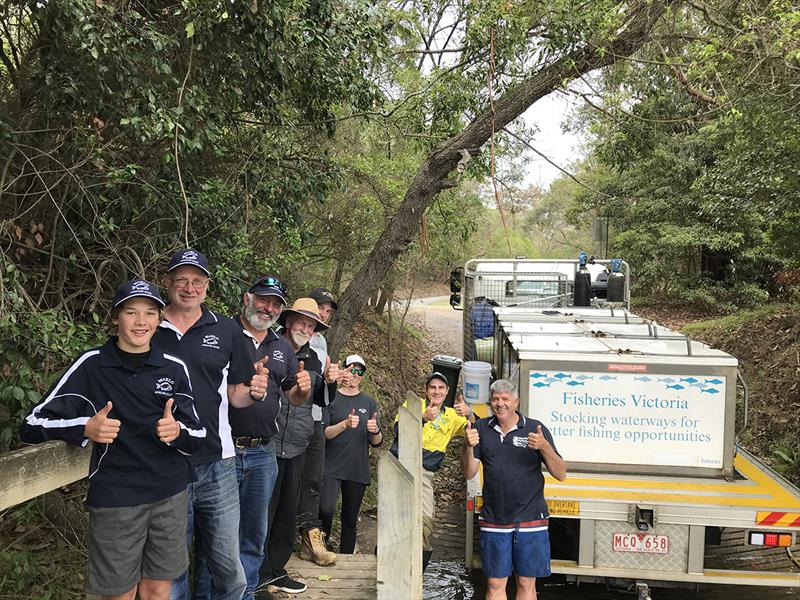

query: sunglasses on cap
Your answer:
[348,367,366,376]
[256,276,287,293]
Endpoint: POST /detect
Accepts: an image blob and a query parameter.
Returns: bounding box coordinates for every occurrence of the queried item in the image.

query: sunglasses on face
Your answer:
[258,276,287,293]
[348,367,365,376]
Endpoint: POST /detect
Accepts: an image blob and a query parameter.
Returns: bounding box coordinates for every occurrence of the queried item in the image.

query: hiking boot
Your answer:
[299,528,337,566]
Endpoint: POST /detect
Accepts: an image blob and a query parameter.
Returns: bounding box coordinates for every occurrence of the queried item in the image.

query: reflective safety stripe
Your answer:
[756,511,800,528]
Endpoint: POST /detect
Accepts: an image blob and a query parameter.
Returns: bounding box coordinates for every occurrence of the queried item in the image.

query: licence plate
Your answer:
[612,533,670,554]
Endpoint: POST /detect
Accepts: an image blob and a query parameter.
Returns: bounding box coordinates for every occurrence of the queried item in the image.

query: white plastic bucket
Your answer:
[462,361,491,404]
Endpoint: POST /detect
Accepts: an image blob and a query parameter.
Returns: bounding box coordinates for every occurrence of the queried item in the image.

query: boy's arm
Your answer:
[19,352,100,447]
[165,369,206,455]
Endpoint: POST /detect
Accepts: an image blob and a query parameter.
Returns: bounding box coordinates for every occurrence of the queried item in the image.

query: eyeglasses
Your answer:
[256,276,287,293]
[349,367,365,376]
[172,277,209,289]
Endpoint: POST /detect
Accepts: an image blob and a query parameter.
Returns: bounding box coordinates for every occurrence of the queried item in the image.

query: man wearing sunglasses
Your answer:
[297,287,340,567]
[208,276,311,600]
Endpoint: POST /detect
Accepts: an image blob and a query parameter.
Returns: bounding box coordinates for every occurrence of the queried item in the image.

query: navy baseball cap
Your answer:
[308,287,338,310]
[166,248,210,276]
[249,275,288,304]
[112,279,165,309]
[426,371,449,386]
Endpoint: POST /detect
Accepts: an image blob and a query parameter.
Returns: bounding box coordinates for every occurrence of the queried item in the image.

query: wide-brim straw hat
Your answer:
[278,298,330,332]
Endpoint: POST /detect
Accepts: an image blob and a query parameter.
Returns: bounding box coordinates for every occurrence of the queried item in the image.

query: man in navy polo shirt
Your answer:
[462,379,567,600]
[228,276,311,600]
[153,249,268,600]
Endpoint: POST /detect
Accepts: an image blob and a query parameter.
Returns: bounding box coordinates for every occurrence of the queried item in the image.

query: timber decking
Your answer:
[275,553,378,599]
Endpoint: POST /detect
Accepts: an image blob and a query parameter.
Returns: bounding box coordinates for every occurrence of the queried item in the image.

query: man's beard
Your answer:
[290,330,312,347]
[245,304,278,331]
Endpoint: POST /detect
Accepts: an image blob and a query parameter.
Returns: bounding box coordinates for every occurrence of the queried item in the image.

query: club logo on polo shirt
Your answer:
[512,436,528,448]
[131,280,150,292]
[358,407,367,414]
[271,349,285,362]
[155,377,175,396]
[202,334,220,349]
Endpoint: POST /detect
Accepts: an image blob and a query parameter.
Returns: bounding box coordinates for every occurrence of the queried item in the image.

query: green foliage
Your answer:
[560,0,800,304]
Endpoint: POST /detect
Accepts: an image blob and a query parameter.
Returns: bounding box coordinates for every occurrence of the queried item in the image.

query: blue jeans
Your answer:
[170,457,246,600]
[236,442,278,600]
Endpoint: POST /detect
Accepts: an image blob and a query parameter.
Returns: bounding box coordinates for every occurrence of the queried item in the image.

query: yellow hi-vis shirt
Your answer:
[393,397,468,472]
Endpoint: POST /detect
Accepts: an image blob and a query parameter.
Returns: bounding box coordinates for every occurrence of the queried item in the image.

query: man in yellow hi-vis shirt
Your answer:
[390,372,475,570]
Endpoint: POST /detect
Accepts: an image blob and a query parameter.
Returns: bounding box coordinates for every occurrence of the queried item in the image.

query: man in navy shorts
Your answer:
[462,379,567,600]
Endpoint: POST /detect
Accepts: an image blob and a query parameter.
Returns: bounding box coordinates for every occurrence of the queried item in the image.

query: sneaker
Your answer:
[300,528,337,566]
[268,575,307,594]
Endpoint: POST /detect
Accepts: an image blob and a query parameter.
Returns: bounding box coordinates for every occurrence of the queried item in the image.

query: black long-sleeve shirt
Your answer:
[19,338,206,507]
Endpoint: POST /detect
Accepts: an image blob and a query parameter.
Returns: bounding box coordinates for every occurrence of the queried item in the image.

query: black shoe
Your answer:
[269,575,307,593]
[422,549,433,572]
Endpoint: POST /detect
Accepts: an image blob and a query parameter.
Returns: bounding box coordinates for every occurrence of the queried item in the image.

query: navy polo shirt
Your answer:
[228,317,298,439]
[153,307,255,465]
[19,338,206,508]
[473,413,560,524]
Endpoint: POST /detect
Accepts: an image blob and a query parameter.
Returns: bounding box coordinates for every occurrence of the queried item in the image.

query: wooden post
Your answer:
[0,441,91,511]
[377,394,423,600]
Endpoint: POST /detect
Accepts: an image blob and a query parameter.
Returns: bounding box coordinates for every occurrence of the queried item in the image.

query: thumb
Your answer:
[350,409,356,416]
[298,360,305,372]
[466,420,472,429]
[325,356,331,369]
[255,361,266,374]
[371,412,378,420]
[98,401,113,416]
[163,398,175,419]
[537,424,543,434]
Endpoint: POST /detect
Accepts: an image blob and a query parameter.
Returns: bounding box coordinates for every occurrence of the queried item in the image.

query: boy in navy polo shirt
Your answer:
[462,379,567,600]
[20,279,206,600]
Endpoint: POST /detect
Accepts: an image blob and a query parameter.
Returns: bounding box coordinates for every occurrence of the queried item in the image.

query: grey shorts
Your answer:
[86,489,189,596]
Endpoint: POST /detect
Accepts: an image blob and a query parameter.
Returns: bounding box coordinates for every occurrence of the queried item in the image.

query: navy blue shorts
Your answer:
[479,519,551,579]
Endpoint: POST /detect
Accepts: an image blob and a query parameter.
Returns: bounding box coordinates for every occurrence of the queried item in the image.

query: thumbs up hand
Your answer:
[454,393,471,417]
[465,420,480,447]
[295,360,311,394]
[85,402,121,444]
[527,424,548,451]
[157,398,180,443]
[345,408,360,429]
[367,412,379,434]
[324,356,340,384]
[423,403,440,422]
[249,358,269,400]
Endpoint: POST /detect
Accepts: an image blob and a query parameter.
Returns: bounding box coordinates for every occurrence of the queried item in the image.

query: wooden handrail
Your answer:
[0,440,90,512]
[376,395,423,600]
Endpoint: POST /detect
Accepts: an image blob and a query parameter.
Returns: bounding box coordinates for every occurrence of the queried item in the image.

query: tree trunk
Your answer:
[327,0,670,357]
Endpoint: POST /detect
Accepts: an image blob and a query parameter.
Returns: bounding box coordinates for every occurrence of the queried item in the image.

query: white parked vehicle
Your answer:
[461,258,800,597]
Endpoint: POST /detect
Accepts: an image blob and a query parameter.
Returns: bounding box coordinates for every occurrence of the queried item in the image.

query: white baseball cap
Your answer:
[345,354,366,370]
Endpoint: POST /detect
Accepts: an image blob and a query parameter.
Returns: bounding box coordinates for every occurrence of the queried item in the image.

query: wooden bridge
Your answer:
[0,402,426,600]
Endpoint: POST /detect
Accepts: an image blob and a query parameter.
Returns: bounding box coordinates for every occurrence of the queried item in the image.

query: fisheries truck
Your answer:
[461,258,800,598]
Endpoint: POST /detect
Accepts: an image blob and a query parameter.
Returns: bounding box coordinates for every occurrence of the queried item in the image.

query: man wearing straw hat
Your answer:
[258,298,339,595]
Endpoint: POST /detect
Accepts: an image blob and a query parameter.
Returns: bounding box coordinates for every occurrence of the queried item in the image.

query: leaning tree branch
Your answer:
[326,0,672,356]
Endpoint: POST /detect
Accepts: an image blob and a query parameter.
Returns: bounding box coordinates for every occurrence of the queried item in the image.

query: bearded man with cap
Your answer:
[296,287,339,566]
[390,371,474,571]
[152,249,267,600]
[258,299,339,594]
[194,276,311,600]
